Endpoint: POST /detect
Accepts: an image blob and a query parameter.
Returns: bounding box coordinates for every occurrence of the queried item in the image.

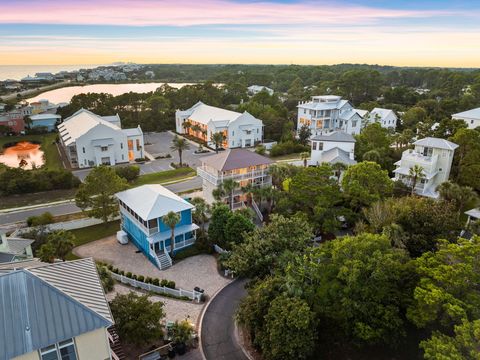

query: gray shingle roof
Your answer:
[311,131,356,143]
[0,270,111,360]
[3,238,34,255]
[200,148,273,171]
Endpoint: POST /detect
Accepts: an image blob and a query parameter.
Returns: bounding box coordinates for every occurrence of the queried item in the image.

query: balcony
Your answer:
[400,149,438,174]
[197,166,269,185]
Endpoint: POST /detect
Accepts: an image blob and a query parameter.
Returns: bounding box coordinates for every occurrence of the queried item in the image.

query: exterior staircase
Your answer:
[108,326,126,360]
[156,251,172,270]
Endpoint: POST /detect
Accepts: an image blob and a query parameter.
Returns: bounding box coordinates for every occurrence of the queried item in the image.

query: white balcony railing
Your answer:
[197,166,269,185]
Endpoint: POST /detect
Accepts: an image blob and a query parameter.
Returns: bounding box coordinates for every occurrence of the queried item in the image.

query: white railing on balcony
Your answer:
[402,150,438,174]
[197,166,268,185]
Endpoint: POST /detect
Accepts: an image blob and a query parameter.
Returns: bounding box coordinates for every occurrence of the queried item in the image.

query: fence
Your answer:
[13,216,120,236]
[110,272,202,302]
[213,244,229,254]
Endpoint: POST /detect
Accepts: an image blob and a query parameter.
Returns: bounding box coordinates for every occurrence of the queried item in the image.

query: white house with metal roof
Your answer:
[0,231,34,263]
[393,137,459,198]
[176,101,263,149]
[297,95,366,136]
[452,107,480,129]
[309,131,357,167]
[247,85,274,96]
[0,258,120,360]
[366,108,398,130]
[58,109,144,168]
[116,184,199,270]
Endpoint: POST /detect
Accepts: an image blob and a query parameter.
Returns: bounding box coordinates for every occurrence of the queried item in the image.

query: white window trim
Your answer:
[40,338,78,360]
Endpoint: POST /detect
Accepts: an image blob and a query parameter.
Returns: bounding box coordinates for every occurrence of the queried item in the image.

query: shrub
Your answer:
[119,270,124,276]
[255,145,266,155]
[152,278,160,286]
[27,212,54,227]
[126,272,133,278]
[167,281,176,289]
[96,265,114,293]
[137,275,145,282]
[145,277,152,284]
[112,267,118,273]
[132,274,137,280]
[107,264,114,271]
[160,279,169,287]
[115,165,140,182]
[269,141,309,157]
[135,158,146,162]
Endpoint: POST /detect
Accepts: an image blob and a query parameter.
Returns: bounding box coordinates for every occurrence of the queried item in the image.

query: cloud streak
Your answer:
[0,0,464,27]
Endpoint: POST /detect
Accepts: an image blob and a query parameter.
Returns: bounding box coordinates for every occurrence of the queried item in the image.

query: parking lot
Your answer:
[73,131,214,180]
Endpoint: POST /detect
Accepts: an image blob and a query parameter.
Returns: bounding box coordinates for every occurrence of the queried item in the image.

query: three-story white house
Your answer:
[297,95,366,136]
[58,109,144,168]
[197,148,273,206]
[393,137,458,198]
[176,101,263,148]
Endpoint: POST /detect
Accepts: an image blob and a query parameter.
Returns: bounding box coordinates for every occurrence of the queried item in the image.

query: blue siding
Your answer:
[121,214,157,265]
[158,209,192,232]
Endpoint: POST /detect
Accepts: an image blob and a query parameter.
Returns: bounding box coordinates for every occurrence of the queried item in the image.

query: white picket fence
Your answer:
[213,244,229,254]
[110,272,203,302]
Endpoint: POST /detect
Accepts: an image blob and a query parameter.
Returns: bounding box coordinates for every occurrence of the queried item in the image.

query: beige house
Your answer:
[197,148,273,206]
[0,258,123,360]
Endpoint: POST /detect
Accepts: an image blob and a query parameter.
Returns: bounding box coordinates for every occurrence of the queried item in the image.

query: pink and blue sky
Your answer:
[0,0,479,67]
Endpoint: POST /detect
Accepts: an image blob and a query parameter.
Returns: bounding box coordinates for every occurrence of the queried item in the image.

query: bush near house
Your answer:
[269,140,309,157]
[26,212,54,227]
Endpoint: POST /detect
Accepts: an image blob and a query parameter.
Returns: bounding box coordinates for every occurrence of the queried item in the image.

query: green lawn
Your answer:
[66,220,120,260]
[0,133,62,170]
[133,167,196,186]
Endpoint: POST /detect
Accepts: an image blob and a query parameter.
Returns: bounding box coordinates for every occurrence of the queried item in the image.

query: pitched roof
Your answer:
[116,184,194,220]
[414,137,459,150]
[3,238,34,255]
[200,148,273,171]
[369,107,396,120]
[0,253,15,263]
[311,131,356,143]
[452,107,480,119]
[29,114,61,121]
[320,147,357,166]
[122,126,143,136]
[0,270,111,360]
[180,101,253,127]
[58,108,121,146]
[29,258,113,323]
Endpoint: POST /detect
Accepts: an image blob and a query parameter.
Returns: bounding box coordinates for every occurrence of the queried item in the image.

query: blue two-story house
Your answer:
[115,184,199,269]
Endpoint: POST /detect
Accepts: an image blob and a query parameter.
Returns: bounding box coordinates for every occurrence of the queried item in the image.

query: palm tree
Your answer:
[211,132,225,153]
[408,165,425,196]
[437,181,478,214]
[222,179,240,210]
[162,211,181,258]
[191,124,202,136]
[190,197,210,231]
[182,121,192,134]
[170,135,190,167]
[331,162,347,184]
[300,152,310,167]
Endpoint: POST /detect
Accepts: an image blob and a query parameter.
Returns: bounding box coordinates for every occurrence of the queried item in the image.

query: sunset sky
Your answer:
[0,0,479,67]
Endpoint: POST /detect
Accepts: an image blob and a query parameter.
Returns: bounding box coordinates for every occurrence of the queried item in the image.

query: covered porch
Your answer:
[148,223,199,255]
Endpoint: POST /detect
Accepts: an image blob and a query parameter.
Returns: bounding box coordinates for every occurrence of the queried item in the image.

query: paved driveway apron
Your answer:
[201,279,249,360]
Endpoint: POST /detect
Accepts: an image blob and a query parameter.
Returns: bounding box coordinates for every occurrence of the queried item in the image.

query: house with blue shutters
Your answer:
[115,184,199,269]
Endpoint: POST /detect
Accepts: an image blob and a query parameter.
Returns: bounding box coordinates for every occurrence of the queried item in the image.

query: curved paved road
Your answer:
[201,279,249,360]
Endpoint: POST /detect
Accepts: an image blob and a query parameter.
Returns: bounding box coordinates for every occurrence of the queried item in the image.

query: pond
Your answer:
[26,82,196,104]
[0,141,45,169]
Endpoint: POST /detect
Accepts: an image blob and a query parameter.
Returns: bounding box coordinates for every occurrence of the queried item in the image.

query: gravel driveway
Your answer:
[74,236,231,296]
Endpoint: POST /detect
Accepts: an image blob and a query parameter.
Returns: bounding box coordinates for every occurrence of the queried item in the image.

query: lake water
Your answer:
[0,142,45,169]
[26,82,194,104]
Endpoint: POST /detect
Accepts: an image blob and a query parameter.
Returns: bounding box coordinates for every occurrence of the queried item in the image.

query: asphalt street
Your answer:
[0,177,203,225]
[201,279,249,360]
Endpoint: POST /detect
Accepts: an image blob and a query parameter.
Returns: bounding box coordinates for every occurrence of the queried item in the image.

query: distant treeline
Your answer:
[56,64,480,140]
